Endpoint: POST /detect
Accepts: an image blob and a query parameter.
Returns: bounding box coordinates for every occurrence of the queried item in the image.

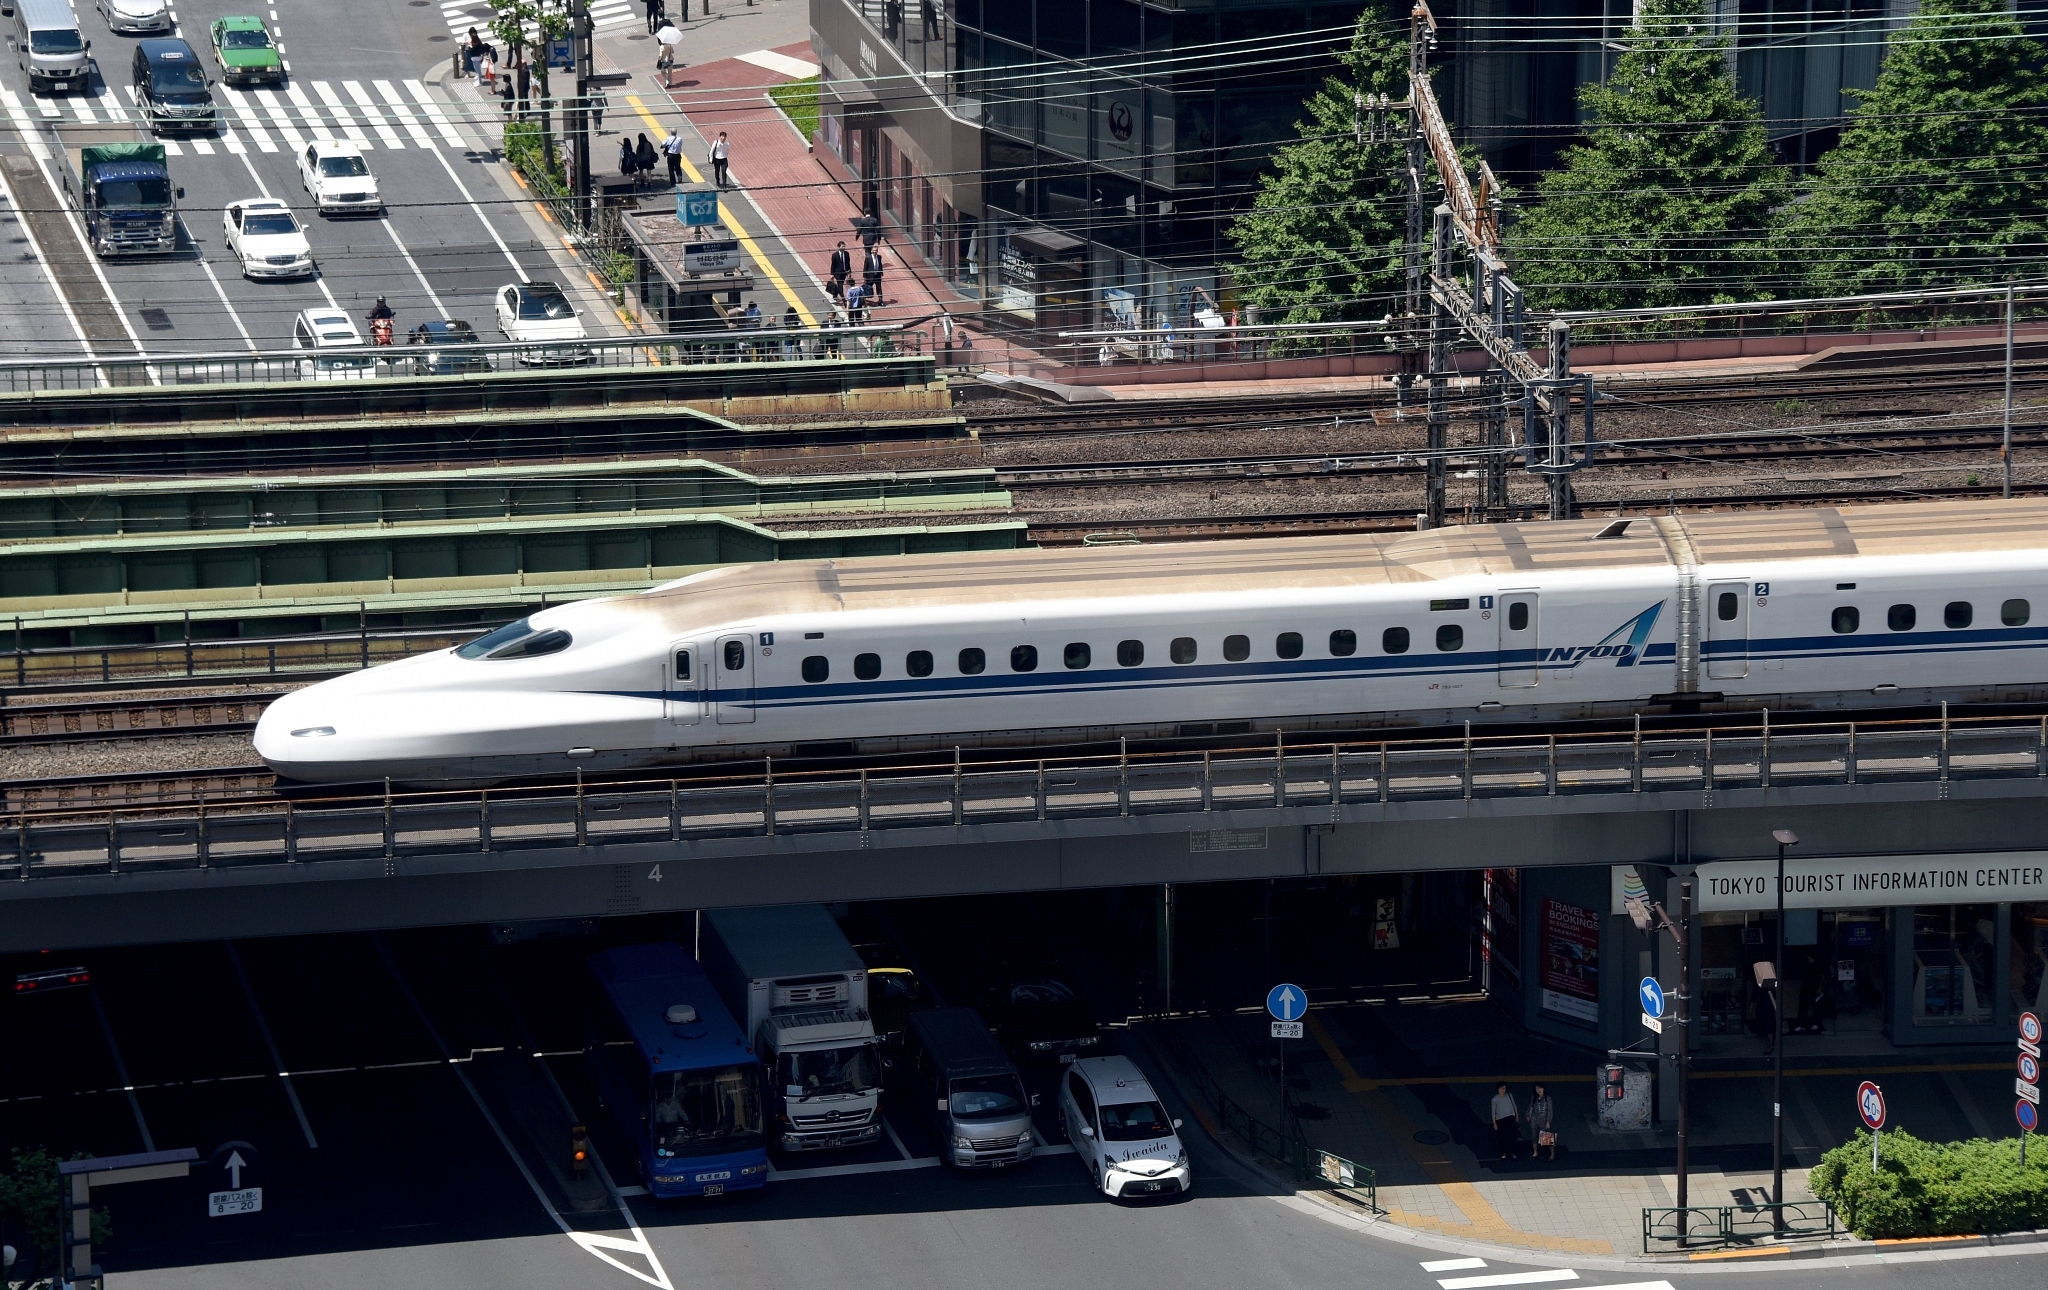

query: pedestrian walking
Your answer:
[709,131,731,188]
[465,28,487,75]
[1528,1085,1557,1161]
[862,239,885,305]
[660,129,684,184]
[498,71,515,115]
[478,47,495,92]
[588,85,609,134]
[1489,1082,1520,1160]
[844,280,866,327]
[635,133,659,182]
[644,0,666,34]
[619,136,639,187]
[655,23,682,87]
[781,306,802,360]
[828,240,851,293]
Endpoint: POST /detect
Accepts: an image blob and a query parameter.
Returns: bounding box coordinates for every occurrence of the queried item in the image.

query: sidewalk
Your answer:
[1144,997,2021,1262]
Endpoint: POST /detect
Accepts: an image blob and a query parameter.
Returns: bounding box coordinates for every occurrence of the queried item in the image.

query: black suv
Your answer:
[132,38,218,135]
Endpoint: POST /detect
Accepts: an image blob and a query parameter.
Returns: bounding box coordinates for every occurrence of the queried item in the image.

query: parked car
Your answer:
[406,319,492,376]
[495,280,589,365]
[97,0,173,37]
[221,197,313,279]
[298,140,381,215]
[291,308,377,382]
[1058,1055,1190,1199]
[897,1008,1035,1170]
[209,14,283,86]
[131,38,218,134]
[983,976,1102,1068]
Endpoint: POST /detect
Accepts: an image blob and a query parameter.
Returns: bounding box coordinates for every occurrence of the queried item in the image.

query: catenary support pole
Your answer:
[2005,281,2016,499]
[1677,877,1693,1238]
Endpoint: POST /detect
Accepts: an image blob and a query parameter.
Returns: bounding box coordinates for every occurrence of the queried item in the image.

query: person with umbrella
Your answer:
[656,23,682,87]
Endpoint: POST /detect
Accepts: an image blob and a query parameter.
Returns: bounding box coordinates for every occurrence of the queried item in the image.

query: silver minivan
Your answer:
[899,1007,1035,1169]
[8,0,92,94]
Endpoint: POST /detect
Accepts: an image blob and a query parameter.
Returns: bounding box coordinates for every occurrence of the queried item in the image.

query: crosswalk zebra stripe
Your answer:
[0,89,50,161]
[296,82,370,148]
[404,80,473,150]
[221,88,279,152]
[371,80,436,149]
[253,88,306,149]
[341,80,405,149]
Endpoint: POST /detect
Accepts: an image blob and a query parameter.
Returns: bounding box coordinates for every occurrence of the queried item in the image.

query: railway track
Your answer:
[0,692,276,746]
[4,764,279,812]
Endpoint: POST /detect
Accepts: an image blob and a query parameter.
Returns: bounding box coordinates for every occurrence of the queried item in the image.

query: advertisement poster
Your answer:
[1539,897,1601,1024]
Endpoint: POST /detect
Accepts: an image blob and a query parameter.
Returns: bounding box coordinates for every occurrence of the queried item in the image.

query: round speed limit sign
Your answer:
[1857,1080,1886,1131]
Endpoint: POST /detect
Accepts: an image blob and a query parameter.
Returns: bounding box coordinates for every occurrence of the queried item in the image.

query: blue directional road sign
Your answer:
[678,189,720,228]
[1267,983,1307,1023]
[1639,976,1666,1020]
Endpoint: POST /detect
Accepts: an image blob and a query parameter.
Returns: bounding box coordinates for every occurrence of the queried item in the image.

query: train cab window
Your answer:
[1223,635,1250,662]
[1329,630,1356,657]
[1011,645,1038,672]
[1170,637,1197,664]
[1716,593,1738,621]
[1832,607,1860,634]
[802,656,829,683]
[906,650,934,677]
[724,640,746,670]
[1944,601,1973,629]
[1117,639,1145,667]
[1436,624,1463,652]
[1887,604,1916,632]
[1382,627,1410,654]
[491,629,571,659]
[674,649,691,680]
[2005,599,2032,626]
[959,647,986,675]
[1064,642,1090,669]
[854,652,881,680]
[1276,632,1303,659]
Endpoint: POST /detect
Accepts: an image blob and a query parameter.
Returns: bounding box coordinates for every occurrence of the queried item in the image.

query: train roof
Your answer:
[622,498,2048,621]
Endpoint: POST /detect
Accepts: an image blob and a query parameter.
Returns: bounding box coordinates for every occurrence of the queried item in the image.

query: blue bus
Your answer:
[588,943,769,1198]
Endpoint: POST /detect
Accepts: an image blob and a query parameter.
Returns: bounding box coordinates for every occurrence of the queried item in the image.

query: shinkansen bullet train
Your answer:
[255,498,2048,784]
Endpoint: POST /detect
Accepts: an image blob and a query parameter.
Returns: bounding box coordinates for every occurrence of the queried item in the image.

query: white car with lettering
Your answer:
[298,140,381,215]
[1058,1056,1190,1199]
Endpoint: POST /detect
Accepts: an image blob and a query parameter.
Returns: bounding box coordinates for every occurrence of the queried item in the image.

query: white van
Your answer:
[9,0,92,94]
[291,308,379,382]
[1057,1055,1191,1198]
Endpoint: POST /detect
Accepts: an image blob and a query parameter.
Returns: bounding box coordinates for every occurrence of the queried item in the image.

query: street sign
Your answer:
[682,238,741,275]
[2021,1100,2040,1133]
[1266,983,1307,1023]
[206,1141,260,1218]
[2021,1079,2042,1106]
[1641,1012,1664,1034]
[1271,1020,1303,1039]
[2022,1011,2042,1045]
[1639,976,1666,1020]
[207,1187,261,1217]
[2023,1053,2041,1083]
[678,189,720,228]
[1856,1080,1886,1130]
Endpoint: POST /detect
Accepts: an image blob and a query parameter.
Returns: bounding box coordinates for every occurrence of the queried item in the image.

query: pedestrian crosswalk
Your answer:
[439,0,636,44]
[1415,1259,1674,1290]
[1,80,483,158]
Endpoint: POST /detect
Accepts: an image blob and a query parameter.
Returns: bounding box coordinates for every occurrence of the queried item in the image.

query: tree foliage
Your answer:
[1225,9,1410,328]
[1780,0,2048,294]
[1509,0,1786,310]
[0,1149,113,1279]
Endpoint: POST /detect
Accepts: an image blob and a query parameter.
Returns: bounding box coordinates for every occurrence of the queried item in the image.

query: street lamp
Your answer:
[1768,828,1798,1221]
[1625,880,1694,1240]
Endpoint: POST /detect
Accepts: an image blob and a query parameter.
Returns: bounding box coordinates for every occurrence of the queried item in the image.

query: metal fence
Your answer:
[1314,1150,1379,1213]
[8,709,2047,879]
[1643,1199,1837,1253]
[3,624,483,691]
[0,328,926,393]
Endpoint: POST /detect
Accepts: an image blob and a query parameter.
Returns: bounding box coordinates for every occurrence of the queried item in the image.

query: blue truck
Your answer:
[62,142,181,257]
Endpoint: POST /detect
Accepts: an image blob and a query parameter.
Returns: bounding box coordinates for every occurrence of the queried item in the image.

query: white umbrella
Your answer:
[655,24,682,45]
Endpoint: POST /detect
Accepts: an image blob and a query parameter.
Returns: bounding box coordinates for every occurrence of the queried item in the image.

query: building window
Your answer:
[1223,634,1250,662]
[1383,627,1410,654]
[1329,629,1356,657]
[1944,601,1973,629]
[802,656,829,683]
[959,647,985,675]
[1911,904,1995,1025]
[1832,607,1860,634]
[1888,604,1916,632]
[1275,632,1302,659]
[1170,637,1197,664]
[854,652,881,680]
[1117,639,1144,666]
[1011,644,1038,672]
[1064,642,1090,669]
[1436,624,1463,652]
[906,650,933,678]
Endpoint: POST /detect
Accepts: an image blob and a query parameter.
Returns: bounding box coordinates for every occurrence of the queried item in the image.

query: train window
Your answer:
[490,629,571,659]
[1888,604,1916,632]
[1011,645,1038,672]
[1118,640,1145,667]
[2005,599,2032,626]
[1436,624,1463,652]
[1832,607,1859,634]
[906,650,934,678]
[854,652,881,680]
[1508,602,1530,631]
[1329,630,1356,657]
[802,656,829,683]
[674,650,690,681]
[1170,637,1197,664]
[1276,632,1303,659]
[458,617,533,658]
[1223,635,1250,662]
[1383,627,1410,654]
[959,647,985,675]
[1944,602,1973,629]
[1716,592,1738,621]
[1064,642,1091,669]
[724,640,746,670]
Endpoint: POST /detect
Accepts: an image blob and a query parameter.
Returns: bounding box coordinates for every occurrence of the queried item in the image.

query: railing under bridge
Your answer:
[8,709,2048,884]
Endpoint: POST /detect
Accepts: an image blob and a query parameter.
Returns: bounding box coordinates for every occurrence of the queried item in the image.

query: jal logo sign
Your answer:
[1542,602,1664,671]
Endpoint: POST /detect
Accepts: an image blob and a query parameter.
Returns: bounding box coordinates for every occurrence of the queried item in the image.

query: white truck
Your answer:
[699,905,883,1152]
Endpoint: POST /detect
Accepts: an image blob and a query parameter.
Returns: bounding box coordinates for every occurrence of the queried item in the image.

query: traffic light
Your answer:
[1603,1065,1627,1102]
[570,1125,591,1178]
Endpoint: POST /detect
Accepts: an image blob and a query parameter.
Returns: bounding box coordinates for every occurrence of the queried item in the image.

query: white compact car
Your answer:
[97,0,173,34]
[222,198,313,279]
[494,280,590,365]
[1058,1056,1191,1199]
[291,308,378,382]
[298,140,381,215]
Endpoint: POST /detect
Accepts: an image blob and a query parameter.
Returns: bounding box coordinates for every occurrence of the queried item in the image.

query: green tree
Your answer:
[487,1,573,168]
[1224,9,1411,332]
[0,1149,112,1278]
[1780,0,2048,294]
[1510,0,1787,310]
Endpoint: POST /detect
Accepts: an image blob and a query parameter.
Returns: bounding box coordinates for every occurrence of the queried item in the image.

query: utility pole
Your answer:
[1626,879,1695,1243]
[1768,829,1799,1227]
[571,0,593,233]
[2004,282,2015,499]
[1546,320,1574,520]
[1427,206,1452,528]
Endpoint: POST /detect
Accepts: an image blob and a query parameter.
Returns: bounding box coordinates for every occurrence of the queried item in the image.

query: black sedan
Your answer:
[406,319,493,376]
[984,977,1102,1068]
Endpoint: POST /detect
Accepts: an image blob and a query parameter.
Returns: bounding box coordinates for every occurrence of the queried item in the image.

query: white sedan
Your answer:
[297,141,381,215]
[494,281,590,364]
[222,198,314,279]
[97,0,173,35]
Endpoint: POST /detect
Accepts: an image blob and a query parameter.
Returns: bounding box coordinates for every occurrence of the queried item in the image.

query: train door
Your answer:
[1706,582,1749,679]
[715,634,755,724]
[1497,592,1539,687]
[667,642,700,725]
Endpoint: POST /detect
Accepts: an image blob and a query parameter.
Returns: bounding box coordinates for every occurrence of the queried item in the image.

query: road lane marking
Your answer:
[0,89,51,160]
[191,137,215,155]
[98,89,127,123]
[254,88,305,148]
[371,79,435,148]
[198,262,259,355]
[71,98,97,124]
[1423,1260,1490,1273]
[222,128,247,156]
[0,158,100,371]
[378,217,451,319]
[222,88,278,151]
[416,133,527,276]
[32,95,59,120]
[341,80,404,149]
[765,1155,941,1181]
[1437,1273,1578,1290]
[736,50,820,79]
[308,81,373,148]
[226,943,319,1147]
[404,80,472,149]
[90,988,156,1153]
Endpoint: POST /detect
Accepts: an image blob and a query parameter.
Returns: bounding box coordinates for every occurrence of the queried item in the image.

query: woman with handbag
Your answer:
[1528,1084,1557,1161]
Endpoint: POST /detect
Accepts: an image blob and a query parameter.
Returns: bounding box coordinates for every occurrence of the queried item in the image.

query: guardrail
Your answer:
[0,327,925,393]
[1314,1150,1379,1213]
[6,709,2046,879]
[1643,1199,1837,1253]
[3,624,489,692]
[1151,1024,1311,1180]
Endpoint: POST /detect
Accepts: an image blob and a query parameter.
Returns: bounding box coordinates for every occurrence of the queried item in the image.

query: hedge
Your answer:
[1809,1128,2048,1238]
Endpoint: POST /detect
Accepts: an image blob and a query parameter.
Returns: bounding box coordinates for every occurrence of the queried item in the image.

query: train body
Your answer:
[254,499,2048,783]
